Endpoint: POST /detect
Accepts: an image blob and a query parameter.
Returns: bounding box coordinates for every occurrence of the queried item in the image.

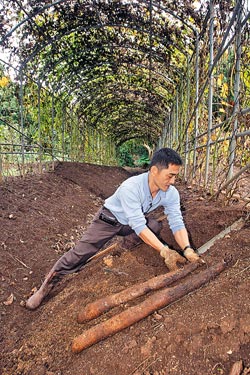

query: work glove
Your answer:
[160,246,186,271]
[183,247,205,264]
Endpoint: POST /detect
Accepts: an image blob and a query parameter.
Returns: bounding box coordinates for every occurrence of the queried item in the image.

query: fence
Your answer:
[0,0,249,200]
[157,0,250,199]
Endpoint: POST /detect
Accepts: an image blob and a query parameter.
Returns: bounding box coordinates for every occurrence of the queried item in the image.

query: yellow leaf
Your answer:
[217,73,223,86]
[211,134,217,141]
[0,76,9,87]
[221,100,233,107]
[221,82,228,97]
[219,107,226,113]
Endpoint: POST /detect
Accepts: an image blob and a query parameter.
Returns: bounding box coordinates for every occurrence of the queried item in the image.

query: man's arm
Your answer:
[174,228,203,263]
[139,227,203,268]
[173,228,191,251]
[163,188,203,263]
[138,227,164,252]
[138,227,186,271]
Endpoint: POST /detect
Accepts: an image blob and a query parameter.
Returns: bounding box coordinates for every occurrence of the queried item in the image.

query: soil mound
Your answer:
[0,162,249,375]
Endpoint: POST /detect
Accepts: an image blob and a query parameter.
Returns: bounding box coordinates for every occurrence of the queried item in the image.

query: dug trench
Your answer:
[0,162,249,375]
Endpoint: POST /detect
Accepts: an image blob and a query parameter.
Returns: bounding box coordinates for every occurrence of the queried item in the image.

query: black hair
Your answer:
[149,148,183,170]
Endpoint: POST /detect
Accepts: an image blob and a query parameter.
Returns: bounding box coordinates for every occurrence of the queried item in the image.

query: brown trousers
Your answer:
[53,206,162,275]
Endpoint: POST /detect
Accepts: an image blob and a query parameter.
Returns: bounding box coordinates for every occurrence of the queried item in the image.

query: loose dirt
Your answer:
[0,162,249,375]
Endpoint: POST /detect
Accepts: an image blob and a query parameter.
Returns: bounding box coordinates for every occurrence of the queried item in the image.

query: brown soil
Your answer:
[0,162,249,375]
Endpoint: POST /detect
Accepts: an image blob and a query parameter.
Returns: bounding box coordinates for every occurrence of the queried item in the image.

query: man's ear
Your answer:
[150,165,159,176]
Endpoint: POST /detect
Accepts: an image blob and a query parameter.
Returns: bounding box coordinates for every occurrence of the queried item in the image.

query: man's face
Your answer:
[151,163,180,192]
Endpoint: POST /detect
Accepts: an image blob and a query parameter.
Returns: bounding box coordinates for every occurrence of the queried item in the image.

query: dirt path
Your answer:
[0,162,249,375]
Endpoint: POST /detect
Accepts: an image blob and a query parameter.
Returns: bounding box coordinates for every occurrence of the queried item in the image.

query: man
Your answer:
[26,147,201,310]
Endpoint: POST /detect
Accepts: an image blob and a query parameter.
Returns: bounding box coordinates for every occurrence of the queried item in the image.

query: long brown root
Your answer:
[72,259,227,354]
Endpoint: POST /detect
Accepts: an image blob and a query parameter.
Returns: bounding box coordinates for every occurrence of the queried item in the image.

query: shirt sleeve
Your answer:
[163,188,185,234]
[117,184,147,235]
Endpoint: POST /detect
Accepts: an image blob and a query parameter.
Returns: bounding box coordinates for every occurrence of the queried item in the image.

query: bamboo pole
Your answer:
[213,162,250,199]
[205,0,214,187]
[228,2,242,181]
[192,31,200,179]
[197,218,244,255]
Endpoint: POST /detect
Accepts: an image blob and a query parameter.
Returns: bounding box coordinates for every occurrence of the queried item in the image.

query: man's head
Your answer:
[149,147,183,170]
[148,148,183,192]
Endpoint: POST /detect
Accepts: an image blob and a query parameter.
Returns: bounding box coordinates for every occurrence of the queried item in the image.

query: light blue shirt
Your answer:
[104,172,185,235]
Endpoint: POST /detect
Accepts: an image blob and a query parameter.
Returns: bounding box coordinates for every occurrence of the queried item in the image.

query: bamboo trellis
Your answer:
[157,0,250,196]
[0,0,249,199]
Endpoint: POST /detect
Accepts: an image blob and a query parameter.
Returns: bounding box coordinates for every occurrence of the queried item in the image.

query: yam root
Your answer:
[72,259,227,354]
[77,262,199,323]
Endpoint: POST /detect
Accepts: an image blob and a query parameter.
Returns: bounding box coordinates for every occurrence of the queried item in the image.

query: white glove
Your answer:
[184,247,205,264]
[160,246,186,271]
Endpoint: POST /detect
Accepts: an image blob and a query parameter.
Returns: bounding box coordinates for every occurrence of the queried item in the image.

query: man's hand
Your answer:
[160,246,186,271]
[184,247,205,264]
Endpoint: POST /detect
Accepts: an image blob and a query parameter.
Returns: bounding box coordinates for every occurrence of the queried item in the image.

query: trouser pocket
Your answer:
[99,210,118,226]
